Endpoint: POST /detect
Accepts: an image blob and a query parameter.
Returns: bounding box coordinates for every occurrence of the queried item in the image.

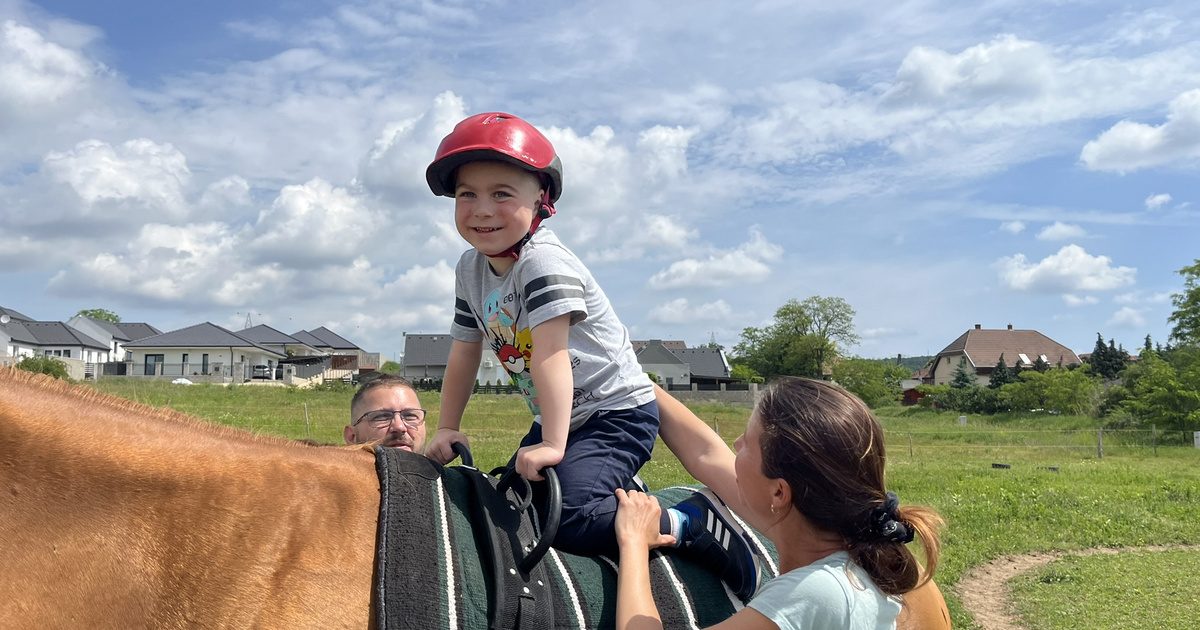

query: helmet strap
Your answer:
[497,190,556,261]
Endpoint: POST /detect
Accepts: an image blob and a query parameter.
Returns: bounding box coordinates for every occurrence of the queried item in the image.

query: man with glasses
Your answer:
[344,374,427,453]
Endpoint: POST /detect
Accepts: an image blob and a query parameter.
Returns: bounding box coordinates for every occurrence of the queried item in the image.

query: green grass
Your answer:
[86,381,1200,629]
[1011,550,1200,629]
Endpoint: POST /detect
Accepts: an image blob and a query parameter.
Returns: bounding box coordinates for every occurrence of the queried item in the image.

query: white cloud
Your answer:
[588,215,697,263]
[1144,192,1172,210]
[1036,221,1086,241]
[0,19,98,114]
[1080,89,1200,172]
[1107,306,1146,328]
[42,138,191,219]
[1063,294,1099,307]
[647,298,734,324]
[648,228,782,289]
[249,177,386,268]
[995,244,1136,293]
[885,35,1054,105]
[860,327,900,340]
[1000,220,1026,234]
[636,125,696,181]
[1115,290,1173,305]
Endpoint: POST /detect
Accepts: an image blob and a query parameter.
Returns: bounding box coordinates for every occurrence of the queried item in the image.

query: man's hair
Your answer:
[350,374,417,419]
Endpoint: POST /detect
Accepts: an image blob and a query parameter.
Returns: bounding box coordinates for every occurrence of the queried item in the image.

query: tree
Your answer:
[76,308,120,323]
[988,354,1015,389]
[733,296,858,379]
[831,358,908,408]
[1118,351,1200,430]
[1031,355,1050,373]
[950,357,975,388]
[730,362,764,384]
[1089,333,1126,380]
[379,361,401,374]
[16,356,69,380]
[1168,259,1200,347]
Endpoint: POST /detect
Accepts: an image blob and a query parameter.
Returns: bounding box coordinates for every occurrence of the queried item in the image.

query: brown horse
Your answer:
[0,368,949,629]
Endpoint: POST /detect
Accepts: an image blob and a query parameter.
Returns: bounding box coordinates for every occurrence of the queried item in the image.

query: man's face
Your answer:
[344,385,426,452]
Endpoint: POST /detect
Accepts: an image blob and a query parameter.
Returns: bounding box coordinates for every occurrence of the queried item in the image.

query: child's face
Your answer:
[454,161,544,259]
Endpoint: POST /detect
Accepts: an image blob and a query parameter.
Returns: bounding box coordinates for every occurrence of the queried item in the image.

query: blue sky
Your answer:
[2,0,1197,363]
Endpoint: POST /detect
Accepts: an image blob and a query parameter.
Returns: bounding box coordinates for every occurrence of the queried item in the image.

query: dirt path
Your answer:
[956,544,1200,630]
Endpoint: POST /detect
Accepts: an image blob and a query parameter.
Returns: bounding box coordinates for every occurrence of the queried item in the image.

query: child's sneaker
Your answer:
[673,488,762,600]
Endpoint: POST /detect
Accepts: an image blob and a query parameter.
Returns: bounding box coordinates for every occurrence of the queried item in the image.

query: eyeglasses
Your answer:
[354,408,427,429]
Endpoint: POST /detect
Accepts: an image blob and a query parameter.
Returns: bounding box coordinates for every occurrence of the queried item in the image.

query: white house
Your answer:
[65,315,161,362]
[123,322,286,381]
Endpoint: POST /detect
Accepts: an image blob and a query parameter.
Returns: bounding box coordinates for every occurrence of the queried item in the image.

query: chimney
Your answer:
[974,324,982,330]
[1007,323,1013,330]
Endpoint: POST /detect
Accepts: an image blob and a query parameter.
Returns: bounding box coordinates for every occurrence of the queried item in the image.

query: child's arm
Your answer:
[426,339,482,464]
[515,313,572,481]
[654,385,747,516]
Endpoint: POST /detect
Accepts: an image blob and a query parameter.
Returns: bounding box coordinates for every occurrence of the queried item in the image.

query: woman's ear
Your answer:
[771,477,792,513]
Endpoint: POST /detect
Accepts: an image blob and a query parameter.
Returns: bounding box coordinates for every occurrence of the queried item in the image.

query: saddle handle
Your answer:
[450,441,475,468]
[495,466,563,573]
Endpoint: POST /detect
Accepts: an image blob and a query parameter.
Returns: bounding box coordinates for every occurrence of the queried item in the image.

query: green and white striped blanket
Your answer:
[373,449,779,630]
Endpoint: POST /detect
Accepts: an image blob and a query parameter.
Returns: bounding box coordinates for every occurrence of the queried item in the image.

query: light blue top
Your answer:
[747,551,902,630]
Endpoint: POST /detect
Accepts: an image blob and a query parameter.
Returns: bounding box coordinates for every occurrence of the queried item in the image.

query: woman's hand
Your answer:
[615,489,677,550]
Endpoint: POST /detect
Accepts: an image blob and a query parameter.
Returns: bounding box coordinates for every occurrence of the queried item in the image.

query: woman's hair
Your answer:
[755,377,943,595]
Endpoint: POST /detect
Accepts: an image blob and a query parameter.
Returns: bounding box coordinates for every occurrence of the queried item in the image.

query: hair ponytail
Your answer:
[847,504,944,595]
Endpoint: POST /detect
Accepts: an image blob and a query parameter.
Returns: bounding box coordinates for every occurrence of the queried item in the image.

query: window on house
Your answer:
[145,354,165,376]
[182,353,189,365]
[63,349,71,358]
[202,353,209,375]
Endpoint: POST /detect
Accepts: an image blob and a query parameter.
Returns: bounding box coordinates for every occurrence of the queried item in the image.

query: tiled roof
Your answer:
[937,326,1081,368]
[672,347,731,378]
[114,322,161,341]
[20,321,108,349]
[0,319,38,344]
[631,339,687,352]
[0,306,34,322]
[239,324,305,345]
[125,322,286,357]
[291,330,326,347]
[402,334,453,367]
[304,326,360,350]
[635,341,686,366]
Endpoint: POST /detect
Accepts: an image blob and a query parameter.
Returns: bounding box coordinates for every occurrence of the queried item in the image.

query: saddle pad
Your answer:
[374,447,780,629]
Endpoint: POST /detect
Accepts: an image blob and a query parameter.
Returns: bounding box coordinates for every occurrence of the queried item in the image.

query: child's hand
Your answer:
[615,489,676,550]
[515,442,564,481]
[426,428,469,465]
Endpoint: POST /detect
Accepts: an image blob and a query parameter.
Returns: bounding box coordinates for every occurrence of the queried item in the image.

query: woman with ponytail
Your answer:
[614,378,945,630]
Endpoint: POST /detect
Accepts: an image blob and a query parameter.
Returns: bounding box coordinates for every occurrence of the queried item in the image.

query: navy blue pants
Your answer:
[517,400,659,556]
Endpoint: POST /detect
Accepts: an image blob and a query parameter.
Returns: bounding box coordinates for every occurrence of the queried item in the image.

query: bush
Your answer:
[16,355,70,380]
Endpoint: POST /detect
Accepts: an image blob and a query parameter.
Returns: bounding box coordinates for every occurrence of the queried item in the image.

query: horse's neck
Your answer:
[0,373,379,627]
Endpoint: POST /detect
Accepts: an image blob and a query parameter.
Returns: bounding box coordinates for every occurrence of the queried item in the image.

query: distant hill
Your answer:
[860,355,935,372]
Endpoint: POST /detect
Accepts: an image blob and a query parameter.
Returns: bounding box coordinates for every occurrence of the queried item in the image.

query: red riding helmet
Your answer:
[426,112,563,202]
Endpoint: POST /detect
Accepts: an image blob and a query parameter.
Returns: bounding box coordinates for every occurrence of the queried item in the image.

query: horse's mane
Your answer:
[0,367,335,449]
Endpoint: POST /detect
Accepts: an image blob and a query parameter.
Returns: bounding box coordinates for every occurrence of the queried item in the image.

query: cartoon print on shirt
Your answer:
[497,343,525,373]
[512,371,539,415]
[476,288,541,414]
[514,328,534,363]
[483,289,517,348]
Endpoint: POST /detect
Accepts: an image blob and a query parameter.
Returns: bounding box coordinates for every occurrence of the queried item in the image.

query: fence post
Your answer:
[1096,428,1104,459]
[1152,424,1157,457]
[303,403,312,440]
[908,434,914,460]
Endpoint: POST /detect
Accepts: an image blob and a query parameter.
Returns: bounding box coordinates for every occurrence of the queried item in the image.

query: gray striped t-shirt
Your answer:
[450,228,654,430]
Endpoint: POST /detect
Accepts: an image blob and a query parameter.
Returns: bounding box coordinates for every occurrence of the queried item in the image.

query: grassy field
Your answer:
[1011,549,1200,629]
[87,380,1200,629]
